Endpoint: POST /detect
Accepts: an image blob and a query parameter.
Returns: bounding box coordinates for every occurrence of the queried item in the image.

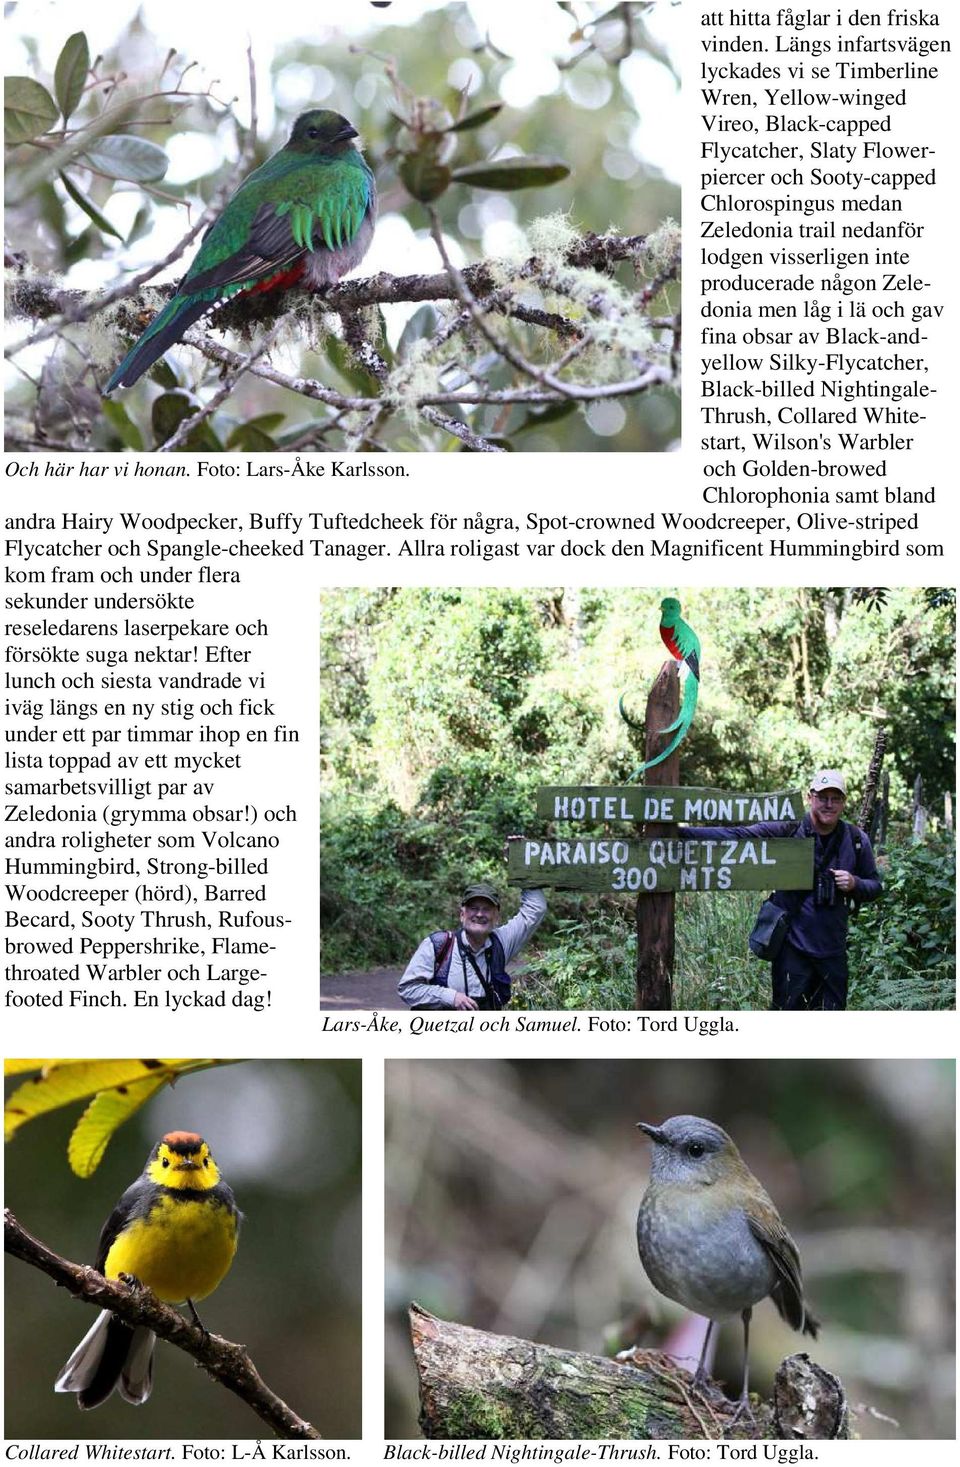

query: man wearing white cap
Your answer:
[686,769,882,1010]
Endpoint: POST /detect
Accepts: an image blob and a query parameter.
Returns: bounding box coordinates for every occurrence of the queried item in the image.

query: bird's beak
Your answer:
[637,1122,667,1144]
[176,1159,200,1170]
[334,122,359,143]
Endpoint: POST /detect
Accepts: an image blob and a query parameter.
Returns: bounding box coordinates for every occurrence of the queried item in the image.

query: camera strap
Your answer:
[814,823,843,878]
[457,933,501,1009]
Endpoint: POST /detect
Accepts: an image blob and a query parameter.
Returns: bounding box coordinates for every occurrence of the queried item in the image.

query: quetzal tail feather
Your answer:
[105,294,212,393]
[626,673,699,781]
[618,692,642,730]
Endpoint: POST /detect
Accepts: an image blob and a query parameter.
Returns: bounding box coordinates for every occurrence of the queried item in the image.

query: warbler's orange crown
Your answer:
[146,1132,221,1189]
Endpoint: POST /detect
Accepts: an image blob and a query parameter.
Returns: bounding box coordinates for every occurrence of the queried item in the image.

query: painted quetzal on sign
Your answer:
[105,109,376,392]
[620,596,701,779]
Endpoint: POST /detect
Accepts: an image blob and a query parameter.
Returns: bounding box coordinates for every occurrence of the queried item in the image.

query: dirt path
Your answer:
[319,966,406,1009]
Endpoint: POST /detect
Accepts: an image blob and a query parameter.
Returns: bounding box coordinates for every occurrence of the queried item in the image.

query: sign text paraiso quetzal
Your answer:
[105,109,376,393]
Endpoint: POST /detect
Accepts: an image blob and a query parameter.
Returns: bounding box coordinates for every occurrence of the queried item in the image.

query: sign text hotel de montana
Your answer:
[506,787,813,894]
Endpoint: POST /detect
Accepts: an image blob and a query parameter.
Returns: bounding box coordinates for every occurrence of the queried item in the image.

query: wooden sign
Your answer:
[537,786,805,824]
[507,835,813,893]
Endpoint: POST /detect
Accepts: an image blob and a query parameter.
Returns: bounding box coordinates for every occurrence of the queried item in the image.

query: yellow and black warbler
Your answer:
[55,1132,240,1409]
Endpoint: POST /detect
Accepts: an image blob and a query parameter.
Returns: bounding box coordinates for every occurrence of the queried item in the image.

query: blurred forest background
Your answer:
[4,1060,362,1438]
[5,0,681,452]
[384,1057,956,1439]
[320,586,956,1009]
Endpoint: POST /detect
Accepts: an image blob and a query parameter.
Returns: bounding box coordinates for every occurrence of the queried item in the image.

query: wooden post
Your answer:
[635,660,680,1010]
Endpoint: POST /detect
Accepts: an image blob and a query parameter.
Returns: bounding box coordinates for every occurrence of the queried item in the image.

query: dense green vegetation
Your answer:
[320,586,955,1008]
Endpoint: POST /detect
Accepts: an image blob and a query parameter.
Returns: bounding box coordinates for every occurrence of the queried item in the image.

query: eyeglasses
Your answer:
[812,792,844,805]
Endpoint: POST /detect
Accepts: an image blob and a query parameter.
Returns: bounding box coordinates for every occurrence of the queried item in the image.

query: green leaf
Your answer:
[148,359,180,390]
[69,1076,170,1178]
[58,170,123,239]
[152,391,222,451]
[33,180,67,237]
[126,202,154,247]
[4,1059,241,1174]
[226,415,285,451]
[397,304,439,361]
[101,399,144,449]
[81,134,169,183]
[451,155,570,191]
[54,32,89,124]
[4,76,59,144]
[226,424,279,451]
[63,225,94,268]
[398,154,451,202]
[5,1060,197,1144]
[448,103,504,133]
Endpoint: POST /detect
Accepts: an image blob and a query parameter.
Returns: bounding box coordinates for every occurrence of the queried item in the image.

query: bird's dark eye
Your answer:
[686,1142,705,1158]
[161,1156,169,1168]
[307,128,319,139]
[203,1157,209,1167]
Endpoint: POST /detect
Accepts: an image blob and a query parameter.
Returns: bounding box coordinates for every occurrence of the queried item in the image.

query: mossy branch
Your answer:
[5,1208,320,1439]
[5,231,655,341]
[5,226,678,451]
[409,1303,849,1441]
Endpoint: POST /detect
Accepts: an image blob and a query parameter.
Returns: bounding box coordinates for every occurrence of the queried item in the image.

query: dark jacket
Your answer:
[685,814,881,958]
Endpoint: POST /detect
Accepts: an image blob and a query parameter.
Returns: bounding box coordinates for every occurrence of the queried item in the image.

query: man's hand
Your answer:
[503,834,522,863]
[452,992,479,1011]
[830,868,857,893]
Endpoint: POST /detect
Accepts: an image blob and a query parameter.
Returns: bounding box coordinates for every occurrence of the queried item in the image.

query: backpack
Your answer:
[429,929,510,1008]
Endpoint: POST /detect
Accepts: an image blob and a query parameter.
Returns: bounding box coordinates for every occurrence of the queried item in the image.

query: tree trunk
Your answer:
[913,774,927,839]
[635,659,680,1009]
[857,727,887,832]
[409,1304,849,1441]
[877,770,890,848]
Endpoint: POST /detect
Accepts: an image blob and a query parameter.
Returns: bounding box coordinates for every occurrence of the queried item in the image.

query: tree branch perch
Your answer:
[5,1208,320,1439]
[4,232,655,344]
[5,227,678,449]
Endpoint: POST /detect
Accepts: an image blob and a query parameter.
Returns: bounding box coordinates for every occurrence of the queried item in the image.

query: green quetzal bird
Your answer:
[105,109,376,393]
[620,596,701,779]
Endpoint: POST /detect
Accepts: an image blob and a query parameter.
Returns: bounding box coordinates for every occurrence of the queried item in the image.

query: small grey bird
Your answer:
[636,1115,819,1416]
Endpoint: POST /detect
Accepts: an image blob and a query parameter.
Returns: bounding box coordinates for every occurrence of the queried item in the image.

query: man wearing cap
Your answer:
[397,873,547,1011]
[686,769,882,1010]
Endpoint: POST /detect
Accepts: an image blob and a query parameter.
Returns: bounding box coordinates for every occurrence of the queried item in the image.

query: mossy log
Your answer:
[409,1304,849,1441]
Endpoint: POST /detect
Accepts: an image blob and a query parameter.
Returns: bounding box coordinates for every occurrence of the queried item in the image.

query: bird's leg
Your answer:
[725,1307,758,1432]
[692,1317,716,1390]
[739,1306,751,1405]
[186,1298,208,1337]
